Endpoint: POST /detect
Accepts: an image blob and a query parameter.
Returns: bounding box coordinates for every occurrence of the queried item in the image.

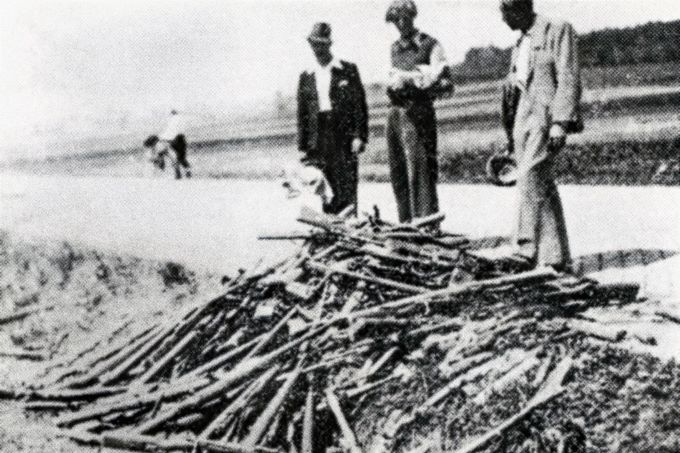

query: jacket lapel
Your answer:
[527,15,548,89]
[306,72,320,114]
[509,45,519,86]
[329,64,344,106]
[303,72,320,150]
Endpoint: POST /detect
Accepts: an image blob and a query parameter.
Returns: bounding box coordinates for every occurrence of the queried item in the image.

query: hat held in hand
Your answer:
[486,152,518,187]
[308,22,332,44]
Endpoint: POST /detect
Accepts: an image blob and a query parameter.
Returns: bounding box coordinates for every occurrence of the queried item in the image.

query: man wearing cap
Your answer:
[297,22,369,215]
[500,0,583,271]
[385,0,454,224]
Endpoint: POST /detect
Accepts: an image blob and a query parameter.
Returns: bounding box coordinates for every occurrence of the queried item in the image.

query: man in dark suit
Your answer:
[297,22,369,215]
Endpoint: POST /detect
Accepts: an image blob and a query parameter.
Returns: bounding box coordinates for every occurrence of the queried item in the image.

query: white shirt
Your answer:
[312,58,342,112]
[388,31,449,90]
[415,42,448,89]
[515,32,532,90]
[159,113,184,140]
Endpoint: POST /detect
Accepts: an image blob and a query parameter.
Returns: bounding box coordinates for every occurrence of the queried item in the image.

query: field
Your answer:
[5,63,680,186]
[9,105,679,186]
[582,62,680,89]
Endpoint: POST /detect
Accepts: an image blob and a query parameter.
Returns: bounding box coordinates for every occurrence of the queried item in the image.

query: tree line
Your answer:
[452,19,680,83]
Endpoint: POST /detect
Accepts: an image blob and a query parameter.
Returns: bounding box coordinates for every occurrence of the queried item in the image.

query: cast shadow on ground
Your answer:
[467,236,677,276]
[572,248,678,276]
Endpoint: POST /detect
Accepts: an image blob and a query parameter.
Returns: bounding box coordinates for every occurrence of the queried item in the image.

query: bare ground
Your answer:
[0,231,224,452]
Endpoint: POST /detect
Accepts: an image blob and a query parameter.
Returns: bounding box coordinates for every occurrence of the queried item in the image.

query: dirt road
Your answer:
[1,172,678,291]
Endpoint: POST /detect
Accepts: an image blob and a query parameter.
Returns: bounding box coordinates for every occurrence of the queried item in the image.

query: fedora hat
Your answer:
[486,152,518,187]
[307,22,332,44]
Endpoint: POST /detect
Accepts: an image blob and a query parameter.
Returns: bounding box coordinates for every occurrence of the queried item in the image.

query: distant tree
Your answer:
[578,20,680,66]
[451,20,680,84]
[451,46,511,84]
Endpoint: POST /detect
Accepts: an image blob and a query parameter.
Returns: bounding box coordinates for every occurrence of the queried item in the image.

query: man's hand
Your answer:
[388,70,407,90]
[300,149,323,169]
[549,124,567,152]
[389,69,419,90]
[505,141,515,156]
[351,138,366,155]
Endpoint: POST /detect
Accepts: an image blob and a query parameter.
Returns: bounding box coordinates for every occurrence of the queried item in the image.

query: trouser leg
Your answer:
[537,170,571,266]
[316,112,357,215]
[516,163,542,260]
[324,144,358,215]
[317,114,335,214]
[511,94,570,268]
[178,156,191,178]
[387,108,412,222]
[170,135,190,178]
[405,104,439,218]
[327,159,358,215]
[165,153,181,179]
[515,157,570,267]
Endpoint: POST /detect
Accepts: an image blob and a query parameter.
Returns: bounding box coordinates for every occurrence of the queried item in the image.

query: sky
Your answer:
[0,0,678,156]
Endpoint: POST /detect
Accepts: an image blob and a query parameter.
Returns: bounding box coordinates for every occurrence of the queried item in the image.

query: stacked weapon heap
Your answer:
[4,207,640,453]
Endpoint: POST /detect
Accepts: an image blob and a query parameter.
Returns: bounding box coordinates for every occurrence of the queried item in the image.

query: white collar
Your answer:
[308,58,342,74]
[516,14,545,44]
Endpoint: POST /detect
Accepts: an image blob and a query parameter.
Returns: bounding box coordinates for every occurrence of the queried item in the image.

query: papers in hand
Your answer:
[389,63,448,90]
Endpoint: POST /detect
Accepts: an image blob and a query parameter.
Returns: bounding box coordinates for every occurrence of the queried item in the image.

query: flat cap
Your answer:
[385,0,418,23]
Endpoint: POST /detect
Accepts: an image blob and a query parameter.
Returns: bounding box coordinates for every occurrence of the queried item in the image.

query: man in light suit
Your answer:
[297,22,369,215]
[500,0,583,271]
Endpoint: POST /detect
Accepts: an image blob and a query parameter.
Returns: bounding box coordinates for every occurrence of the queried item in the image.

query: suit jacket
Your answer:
[297,60,369,157]
[502,14,583,145]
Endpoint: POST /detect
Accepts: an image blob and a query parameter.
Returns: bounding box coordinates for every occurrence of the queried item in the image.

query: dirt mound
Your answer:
[0,231,219,368]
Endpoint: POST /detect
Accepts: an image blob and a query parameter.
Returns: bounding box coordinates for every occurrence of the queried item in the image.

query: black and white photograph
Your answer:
[0,0,678,451]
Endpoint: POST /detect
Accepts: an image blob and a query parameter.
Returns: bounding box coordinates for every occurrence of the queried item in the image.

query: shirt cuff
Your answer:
[415,64,446,89]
